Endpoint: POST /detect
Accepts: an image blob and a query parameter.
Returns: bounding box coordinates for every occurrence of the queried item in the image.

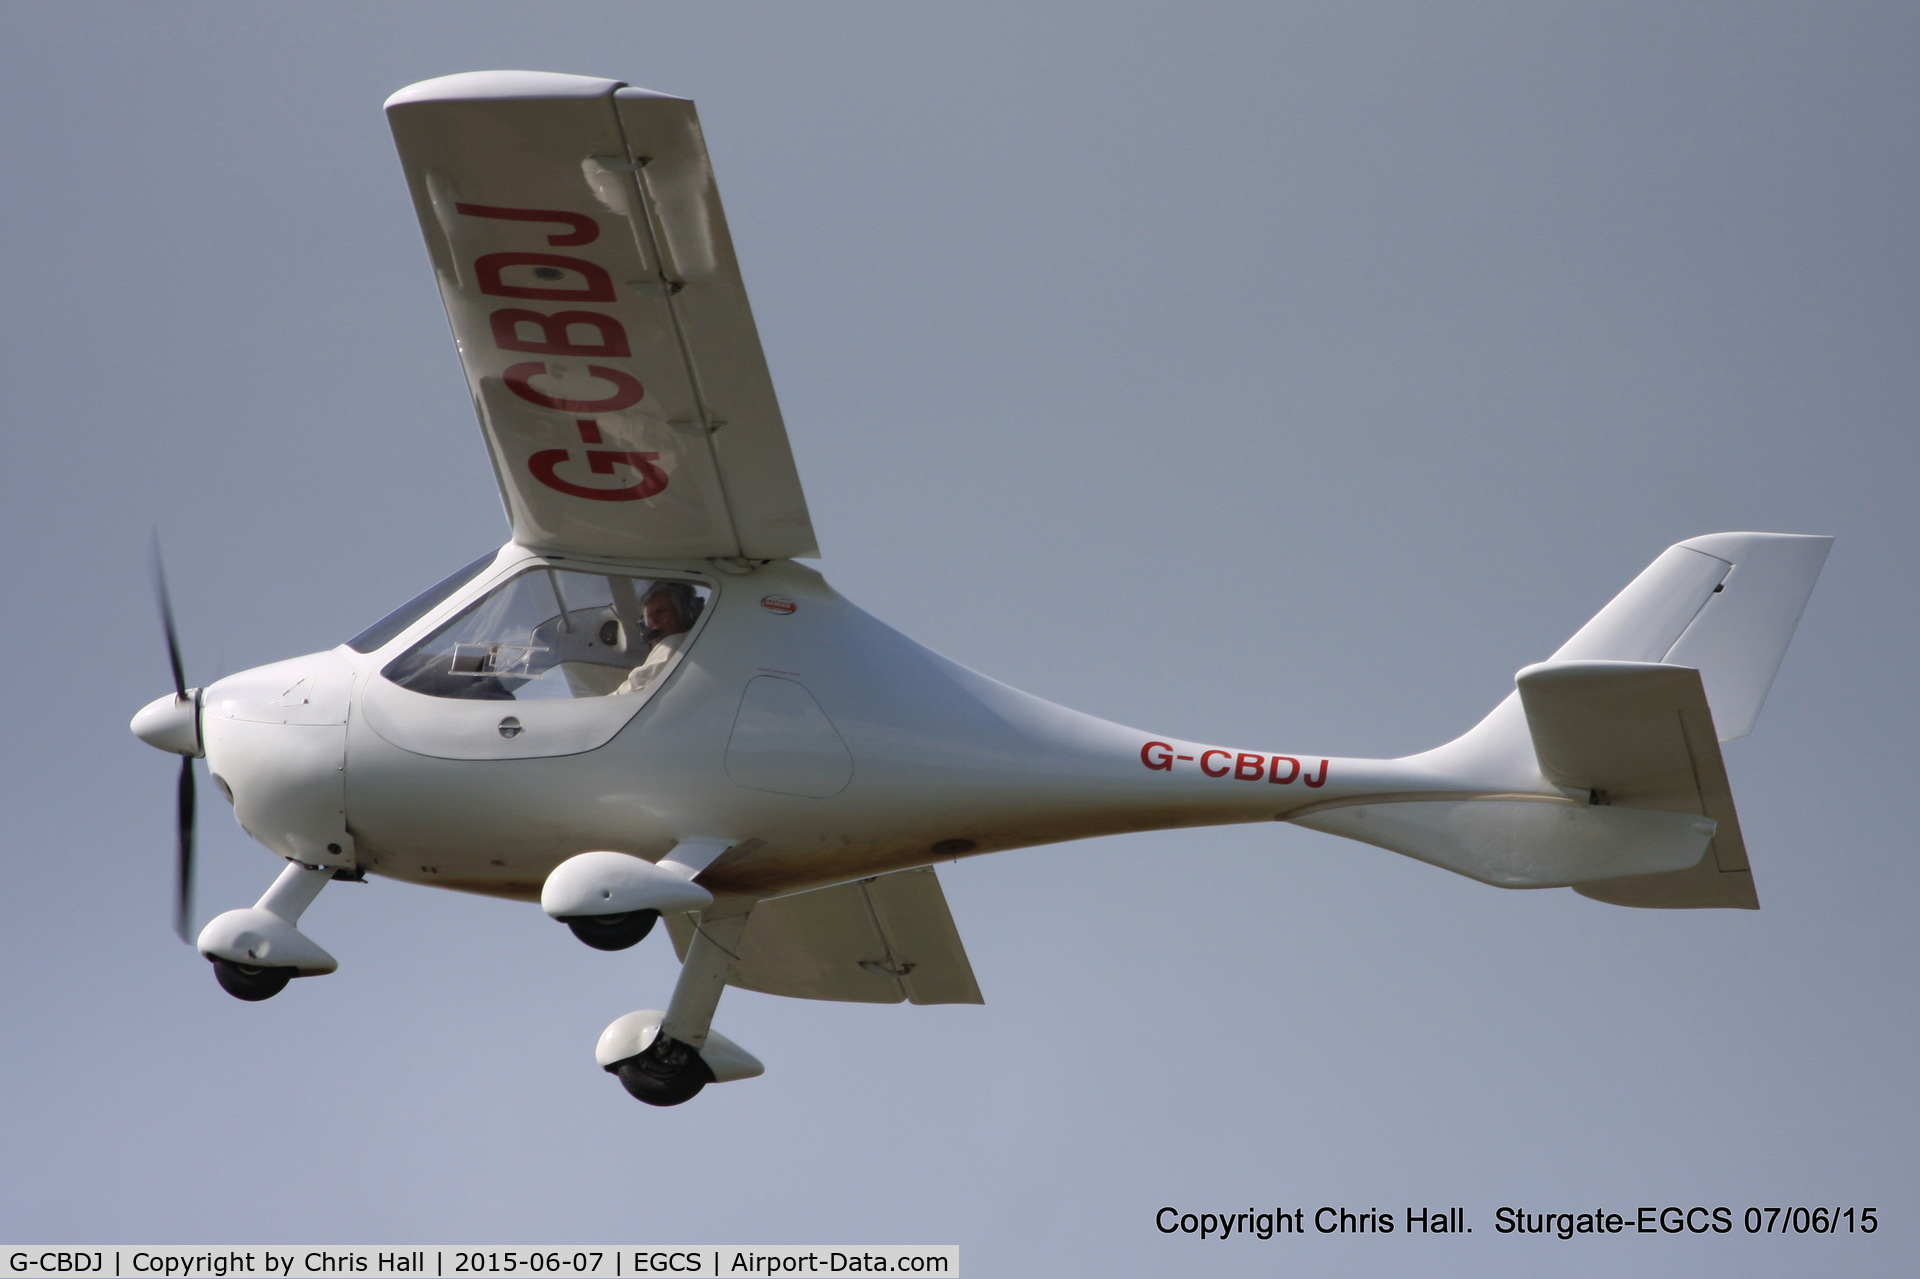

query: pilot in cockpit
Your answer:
[614,581,699,695]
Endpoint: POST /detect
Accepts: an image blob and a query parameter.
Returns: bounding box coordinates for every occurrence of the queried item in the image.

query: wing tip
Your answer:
[384,70,629,112]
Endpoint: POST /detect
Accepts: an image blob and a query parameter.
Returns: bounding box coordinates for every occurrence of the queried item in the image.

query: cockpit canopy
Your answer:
[377,566,711,701]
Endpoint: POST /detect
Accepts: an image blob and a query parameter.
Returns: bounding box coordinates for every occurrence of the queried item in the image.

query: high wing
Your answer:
[385,71,817,561]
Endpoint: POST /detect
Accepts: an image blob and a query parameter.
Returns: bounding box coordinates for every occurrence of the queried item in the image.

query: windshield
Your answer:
[380,567,710,701]
[346,552,498,653]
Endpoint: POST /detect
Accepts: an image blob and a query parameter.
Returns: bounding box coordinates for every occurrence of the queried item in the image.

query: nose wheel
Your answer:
[197,862,339,1001]
[211,957,295,1001]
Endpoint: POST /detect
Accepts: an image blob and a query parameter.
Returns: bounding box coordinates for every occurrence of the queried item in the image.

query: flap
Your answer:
[385,71,817,561]
[668,867,984,1005]
[1516,660,1757,909]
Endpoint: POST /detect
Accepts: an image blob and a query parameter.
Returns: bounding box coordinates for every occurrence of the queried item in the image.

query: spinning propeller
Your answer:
[132,542,203,941]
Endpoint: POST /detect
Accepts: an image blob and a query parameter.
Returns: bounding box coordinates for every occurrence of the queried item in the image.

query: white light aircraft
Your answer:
[132,71,1831,1106]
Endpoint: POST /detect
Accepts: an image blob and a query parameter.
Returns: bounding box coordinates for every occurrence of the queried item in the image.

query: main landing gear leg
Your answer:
[601,899,757,1107]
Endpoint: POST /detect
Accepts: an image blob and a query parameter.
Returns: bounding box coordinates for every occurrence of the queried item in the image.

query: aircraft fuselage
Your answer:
[200,548,1413,903]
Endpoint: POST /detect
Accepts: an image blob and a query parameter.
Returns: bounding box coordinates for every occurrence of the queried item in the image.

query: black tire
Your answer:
[564,909,659,951]
[608,1036,714,1106]
[212,957,295,1001]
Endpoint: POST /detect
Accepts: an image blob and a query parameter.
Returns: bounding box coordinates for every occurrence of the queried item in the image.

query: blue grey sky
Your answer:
[2,4,1914,1276]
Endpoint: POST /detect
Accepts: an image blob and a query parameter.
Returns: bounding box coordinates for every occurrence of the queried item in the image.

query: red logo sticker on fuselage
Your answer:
[760,596,798,615]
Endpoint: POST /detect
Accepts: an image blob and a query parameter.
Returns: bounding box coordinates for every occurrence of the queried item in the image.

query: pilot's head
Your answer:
[640,582,697,639]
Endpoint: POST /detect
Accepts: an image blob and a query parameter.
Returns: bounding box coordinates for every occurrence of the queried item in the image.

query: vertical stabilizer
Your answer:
[1655,533,1832,740]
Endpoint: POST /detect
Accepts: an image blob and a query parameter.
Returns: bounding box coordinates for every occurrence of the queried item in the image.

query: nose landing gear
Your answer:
[197,861,339,1001]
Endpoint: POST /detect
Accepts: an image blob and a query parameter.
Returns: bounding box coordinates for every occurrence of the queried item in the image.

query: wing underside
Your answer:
[668,867,985,1005]
[386,71,817,561]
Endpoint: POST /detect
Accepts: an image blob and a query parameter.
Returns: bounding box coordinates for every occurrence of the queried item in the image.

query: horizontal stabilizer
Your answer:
[1516,659,1756,909]
[1519,660,1717,793]
[668,867,984,1005]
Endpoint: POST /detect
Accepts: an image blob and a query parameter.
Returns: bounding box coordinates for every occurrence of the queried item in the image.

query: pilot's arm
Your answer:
[613,630,687,695]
